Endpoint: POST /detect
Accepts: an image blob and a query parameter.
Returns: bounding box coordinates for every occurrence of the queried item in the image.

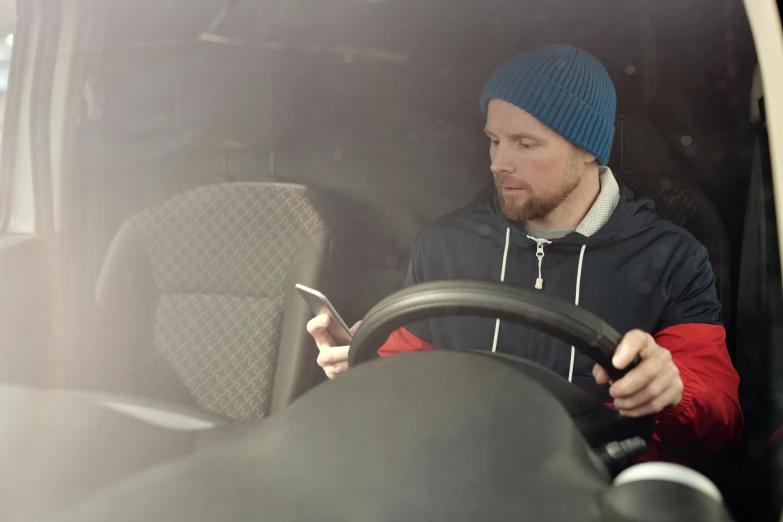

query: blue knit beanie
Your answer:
[479,44,616,166]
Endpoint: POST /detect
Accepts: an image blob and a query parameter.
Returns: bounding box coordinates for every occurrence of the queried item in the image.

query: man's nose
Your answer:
[490,147,513,175]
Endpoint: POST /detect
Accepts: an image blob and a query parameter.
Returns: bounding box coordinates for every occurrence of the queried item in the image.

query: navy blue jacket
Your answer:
[378,179,742,461]
[400,183,719,399]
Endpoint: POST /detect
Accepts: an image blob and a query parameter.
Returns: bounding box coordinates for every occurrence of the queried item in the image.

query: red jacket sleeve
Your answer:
[638,323,743,463]
[378,327,433,357]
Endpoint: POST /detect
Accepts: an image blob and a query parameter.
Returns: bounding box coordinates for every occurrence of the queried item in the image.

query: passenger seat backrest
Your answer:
[95,183,331,420]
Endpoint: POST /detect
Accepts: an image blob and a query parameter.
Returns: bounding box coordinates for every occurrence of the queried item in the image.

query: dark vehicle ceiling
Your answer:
[86,0,757,310]
[93,0,755,184]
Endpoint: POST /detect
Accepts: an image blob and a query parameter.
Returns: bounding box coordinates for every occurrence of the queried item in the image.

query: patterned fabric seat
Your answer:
[95,182,332,420]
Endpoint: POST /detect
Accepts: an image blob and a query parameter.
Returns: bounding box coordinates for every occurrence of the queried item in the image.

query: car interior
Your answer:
[70,0,754,410]
[0,0,781,520]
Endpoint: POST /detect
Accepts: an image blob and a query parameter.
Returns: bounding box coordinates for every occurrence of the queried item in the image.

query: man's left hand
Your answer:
[593,329,683,417]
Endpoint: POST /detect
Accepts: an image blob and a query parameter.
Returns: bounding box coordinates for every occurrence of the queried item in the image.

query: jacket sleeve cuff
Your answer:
[659,363,696,422]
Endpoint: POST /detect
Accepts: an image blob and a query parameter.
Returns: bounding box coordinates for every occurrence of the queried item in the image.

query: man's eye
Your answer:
[518,142,533,150]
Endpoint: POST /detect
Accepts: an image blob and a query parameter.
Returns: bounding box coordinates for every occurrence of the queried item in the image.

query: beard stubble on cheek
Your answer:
[496,154,582,222]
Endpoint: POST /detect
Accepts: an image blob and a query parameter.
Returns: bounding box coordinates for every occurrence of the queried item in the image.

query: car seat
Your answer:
[93,182,331,420]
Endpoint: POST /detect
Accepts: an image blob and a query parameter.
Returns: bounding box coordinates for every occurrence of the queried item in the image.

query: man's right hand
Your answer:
[306,315,362,379]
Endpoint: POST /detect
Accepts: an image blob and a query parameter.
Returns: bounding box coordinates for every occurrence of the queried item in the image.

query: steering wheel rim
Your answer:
[348,279,641,381]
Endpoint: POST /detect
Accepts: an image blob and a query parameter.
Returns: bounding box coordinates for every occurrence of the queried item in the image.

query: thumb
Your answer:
[350,320,363,334]
[612,330,648,370]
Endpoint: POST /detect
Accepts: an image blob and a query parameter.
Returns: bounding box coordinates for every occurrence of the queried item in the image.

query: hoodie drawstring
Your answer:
[567,244,587,383]
[491,228,588,384]
[491,227,511,353]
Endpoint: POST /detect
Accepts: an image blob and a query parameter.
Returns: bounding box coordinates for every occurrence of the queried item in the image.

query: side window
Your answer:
[0,3,13,141]
[0,1,22,233]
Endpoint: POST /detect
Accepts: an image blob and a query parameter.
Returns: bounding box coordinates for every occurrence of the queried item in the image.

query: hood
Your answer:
[487,183,660,252]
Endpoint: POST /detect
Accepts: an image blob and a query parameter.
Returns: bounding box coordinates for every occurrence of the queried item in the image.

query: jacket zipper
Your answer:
[526,236,552,290]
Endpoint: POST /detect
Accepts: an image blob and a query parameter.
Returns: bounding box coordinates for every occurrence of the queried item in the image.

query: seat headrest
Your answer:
[500,0,658,115]
[95,182,329,304]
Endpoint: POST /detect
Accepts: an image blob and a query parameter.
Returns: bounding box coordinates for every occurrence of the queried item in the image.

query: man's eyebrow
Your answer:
[483,128,545,141]
[514,132,544,141]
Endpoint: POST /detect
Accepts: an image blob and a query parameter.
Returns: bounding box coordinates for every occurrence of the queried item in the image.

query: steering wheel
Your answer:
[348,279,654,445]
[349,279,639,378]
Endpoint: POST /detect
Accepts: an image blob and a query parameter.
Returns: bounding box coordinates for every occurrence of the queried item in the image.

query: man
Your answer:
[307,44,743,463]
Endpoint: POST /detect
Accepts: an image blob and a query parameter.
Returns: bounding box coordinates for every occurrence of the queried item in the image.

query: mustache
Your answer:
[494,177,532,191]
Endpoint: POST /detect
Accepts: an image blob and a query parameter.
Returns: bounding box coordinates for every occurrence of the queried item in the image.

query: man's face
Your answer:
[485,99,592,222]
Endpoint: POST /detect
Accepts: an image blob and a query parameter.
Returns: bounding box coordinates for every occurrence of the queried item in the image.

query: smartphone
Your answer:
[295,284,353,345]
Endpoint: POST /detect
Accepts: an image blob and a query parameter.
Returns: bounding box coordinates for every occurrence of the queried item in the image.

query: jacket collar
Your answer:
[574,167,620,238]
[492,167,621,248]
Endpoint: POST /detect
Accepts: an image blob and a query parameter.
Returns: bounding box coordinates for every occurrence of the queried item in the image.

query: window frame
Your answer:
[742,0,783,291]
[0,0,59,237]
[0,0,28,234]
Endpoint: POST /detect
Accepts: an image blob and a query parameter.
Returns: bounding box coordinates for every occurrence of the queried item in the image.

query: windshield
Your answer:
[0,0,781,521]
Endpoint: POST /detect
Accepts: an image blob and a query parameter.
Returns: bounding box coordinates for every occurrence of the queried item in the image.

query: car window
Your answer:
[4,1,783,521]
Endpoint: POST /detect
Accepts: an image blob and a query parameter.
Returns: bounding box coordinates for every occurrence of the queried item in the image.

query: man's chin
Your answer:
[497,197,534,222]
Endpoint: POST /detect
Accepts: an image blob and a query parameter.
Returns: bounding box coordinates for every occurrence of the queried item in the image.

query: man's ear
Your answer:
[583,150,597,165]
